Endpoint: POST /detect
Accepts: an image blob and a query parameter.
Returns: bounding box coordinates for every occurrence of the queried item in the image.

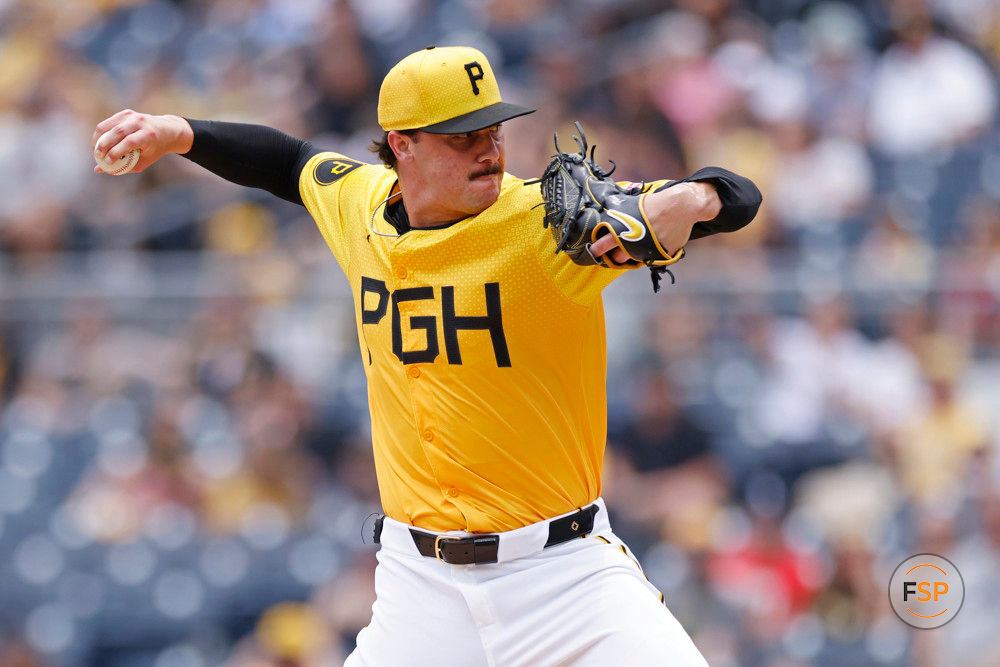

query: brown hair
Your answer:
[369,129,419,170]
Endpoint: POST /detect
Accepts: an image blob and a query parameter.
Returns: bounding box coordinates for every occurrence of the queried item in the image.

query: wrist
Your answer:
[165,115,194,154]
[687,181,721,221]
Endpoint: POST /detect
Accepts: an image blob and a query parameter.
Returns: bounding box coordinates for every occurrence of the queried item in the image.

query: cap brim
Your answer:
[420,102,536,134]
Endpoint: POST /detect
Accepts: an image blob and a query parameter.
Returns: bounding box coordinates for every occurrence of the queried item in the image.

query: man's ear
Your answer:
[387,131,416,164]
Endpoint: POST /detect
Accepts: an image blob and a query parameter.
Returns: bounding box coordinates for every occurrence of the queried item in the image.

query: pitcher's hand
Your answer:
[92,110,193,174]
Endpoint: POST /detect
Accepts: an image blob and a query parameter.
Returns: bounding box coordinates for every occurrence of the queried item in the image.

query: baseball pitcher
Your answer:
[93,46,761,666]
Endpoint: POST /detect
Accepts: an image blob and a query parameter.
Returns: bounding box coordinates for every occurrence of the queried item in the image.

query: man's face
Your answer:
[396,124,506,223]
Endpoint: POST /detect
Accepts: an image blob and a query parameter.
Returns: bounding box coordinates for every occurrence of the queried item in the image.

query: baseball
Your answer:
[95,147,140,175]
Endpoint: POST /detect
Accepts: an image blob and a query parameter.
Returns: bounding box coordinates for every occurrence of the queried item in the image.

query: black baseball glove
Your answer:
[530,122,684,292]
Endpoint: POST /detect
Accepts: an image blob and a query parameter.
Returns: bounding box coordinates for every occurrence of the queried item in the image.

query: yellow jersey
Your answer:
[300,152,641,532]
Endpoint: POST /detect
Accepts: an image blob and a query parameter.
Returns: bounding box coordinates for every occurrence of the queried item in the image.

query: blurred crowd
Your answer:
[2,0,1000,665]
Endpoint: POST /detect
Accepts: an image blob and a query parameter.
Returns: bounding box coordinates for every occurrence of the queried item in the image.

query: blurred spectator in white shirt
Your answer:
[767,116,874,239]
[753,296,872,448]
[868,3,997,157]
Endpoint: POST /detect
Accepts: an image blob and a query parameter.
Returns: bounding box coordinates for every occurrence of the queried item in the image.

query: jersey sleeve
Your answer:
[182,120,319,204]
[538,249,631,306]
[528,196,631,307]
[298,151,382,266]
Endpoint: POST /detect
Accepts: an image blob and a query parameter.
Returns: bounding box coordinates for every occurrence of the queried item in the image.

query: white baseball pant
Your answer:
[343,498,708,666]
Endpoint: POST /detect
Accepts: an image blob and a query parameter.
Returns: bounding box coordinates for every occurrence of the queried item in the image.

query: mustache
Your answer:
[469,163,502,180]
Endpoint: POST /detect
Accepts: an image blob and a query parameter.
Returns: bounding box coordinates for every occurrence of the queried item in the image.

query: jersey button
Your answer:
[395,266,407,279]
[407,366,421,379]
[423,429,434,442]
[446,487,460,498]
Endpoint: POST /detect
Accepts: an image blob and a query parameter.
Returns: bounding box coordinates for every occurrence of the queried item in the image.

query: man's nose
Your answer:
[477,133,501,161]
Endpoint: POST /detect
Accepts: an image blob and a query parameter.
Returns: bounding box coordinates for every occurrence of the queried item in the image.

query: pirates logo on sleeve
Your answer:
[314,157,362,185]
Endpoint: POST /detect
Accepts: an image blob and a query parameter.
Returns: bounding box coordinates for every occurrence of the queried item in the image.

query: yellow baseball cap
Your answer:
[378,46,535,133]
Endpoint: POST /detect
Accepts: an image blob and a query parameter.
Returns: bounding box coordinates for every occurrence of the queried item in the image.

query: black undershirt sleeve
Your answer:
[181,119,321,205]
[656,166,763,240]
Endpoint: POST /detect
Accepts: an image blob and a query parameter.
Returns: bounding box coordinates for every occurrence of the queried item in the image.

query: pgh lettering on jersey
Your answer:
[299,152,641,533]
[360,279,510,367]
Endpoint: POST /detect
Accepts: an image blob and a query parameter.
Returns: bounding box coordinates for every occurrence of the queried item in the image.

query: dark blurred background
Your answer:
[1,0,999,665]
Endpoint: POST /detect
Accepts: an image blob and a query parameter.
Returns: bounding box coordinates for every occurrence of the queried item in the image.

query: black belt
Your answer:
[381,504,599,565]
